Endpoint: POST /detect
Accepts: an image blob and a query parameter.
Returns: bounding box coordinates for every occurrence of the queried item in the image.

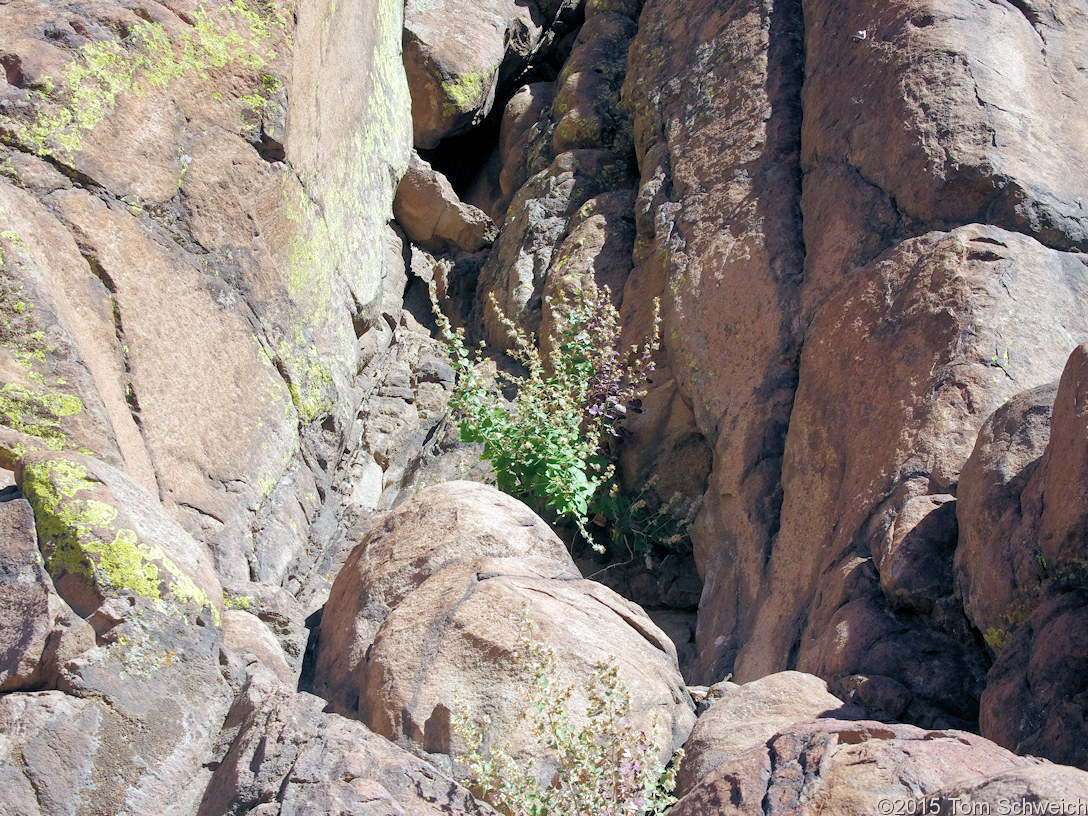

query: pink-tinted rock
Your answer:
[0,498,93,692]
[621,0,805,687]
[198,665,494,816]
[394,152,497,252]
[1,599,233,816]
[404,0,580,148]
[677,671,862,796]
[955,382,1058,643]
[673,719,1040,816]
[801,0,1088,268]
[314,480,573,714]
[222,609,295,685]
[17,450,222,621]
[358,555,694,783]
[736,226,1088,726]
[1024,345,1088,587]
[980,584,1088,770]
[919,765,1088,815]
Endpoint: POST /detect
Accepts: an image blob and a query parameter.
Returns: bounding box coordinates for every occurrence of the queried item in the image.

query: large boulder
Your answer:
[980,584,1088,770]
[955,382,1058,646]
[0,0,412,585]
[221,609,295,686]
[221,580,310,681]
[672,719,1041,816]
[314,480,573,712]
[676,671,863,796]
[620,0,805,685]
[394,152,496,252]
[314,481,694,785]
[920,765,1088,815]
[16,451,222,622]
[952,345,1088,767]
[0,599,233,816]
[403,0,580,148]
[358,555,695,782]
[737,226,1088,727]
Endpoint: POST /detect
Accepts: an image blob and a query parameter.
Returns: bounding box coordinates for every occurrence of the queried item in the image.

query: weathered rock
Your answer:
[1,0,412,588]
[47,185,301,582]
[479,148,637,344]
[222,580,309,679]
[314,480,572,714]
[358,555,695,782]
[875,494,959,620]
[1026,345,1088,566]
[801,0,1088,274]
[497,83,558,200]
[222,609,295,685]
[737,226,1088,726]
[952,345,1088,766]
[538,189,636,354]
[394,152,497,252]
[479,0,641,347]
[956,382,1058,643]
[550,13,637,156]
[676,671,863,797]
[199,665,494,816]
[621,0,805,687]
[672,719,1040,816]
[0,497,94,692]
[16,450,222,622]
[920,765,1088,815]
[1,599,232,816]
[0,691,105,816]
[403,0,580,148]
[980,584,1088,770]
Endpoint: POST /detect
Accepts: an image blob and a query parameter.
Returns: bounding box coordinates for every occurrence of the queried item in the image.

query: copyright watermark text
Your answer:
[876,797,1088,816]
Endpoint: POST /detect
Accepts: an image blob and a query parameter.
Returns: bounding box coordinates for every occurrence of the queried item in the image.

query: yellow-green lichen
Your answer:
[20,457,219,623]
[0,383,83,450]
[0,252,85,451]
[223,591,251,610]
[983,626,1014,655]
[4,0,288,158]
[283,346,335,423]
[272,0,409,433]
[240,73,283,121]
[440,69,492,116]
[257,474,277,498]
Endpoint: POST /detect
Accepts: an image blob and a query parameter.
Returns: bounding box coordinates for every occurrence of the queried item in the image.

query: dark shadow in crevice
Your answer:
[419,102,504,199]
[295,606,322,694]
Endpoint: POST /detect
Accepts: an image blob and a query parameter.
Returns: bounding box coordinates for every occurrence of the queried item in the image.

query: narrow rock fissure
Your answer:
[82,252,165,501]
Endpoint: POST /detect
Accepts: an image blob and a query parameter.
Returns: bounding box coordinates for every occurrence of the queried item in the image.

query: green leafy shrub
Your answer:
[432,280,659,544]
[588,477,701,559]
[453,612,683,816]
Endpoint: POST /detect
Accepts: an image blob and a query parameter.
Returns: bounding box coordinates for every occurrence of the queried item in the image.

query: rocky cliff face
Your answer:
[2,0,1088,811]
